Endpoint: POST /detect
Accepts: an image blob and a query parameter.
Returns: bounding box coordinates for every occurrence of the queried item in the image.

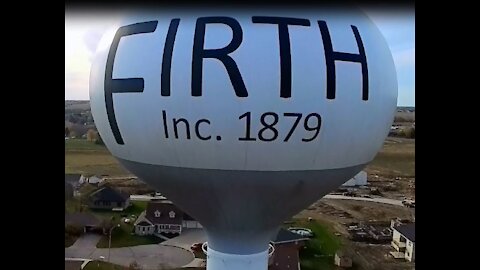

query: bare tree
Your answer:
[86,129,98,142]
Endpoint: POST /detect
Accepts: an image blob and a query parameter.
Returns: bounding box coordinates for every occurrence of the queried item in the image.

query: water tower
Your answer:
[90,6,397,270]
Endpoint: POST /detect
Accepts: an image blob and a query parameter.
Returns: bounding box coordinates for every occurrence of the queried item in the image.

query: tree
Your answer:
[65,127,70,137]
[100,217,114,233]
[86,129,98,142]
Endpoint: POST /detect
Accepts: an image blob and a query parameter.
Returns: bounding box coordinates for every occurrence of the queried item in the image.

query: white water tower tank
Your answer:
[90,6,397,270]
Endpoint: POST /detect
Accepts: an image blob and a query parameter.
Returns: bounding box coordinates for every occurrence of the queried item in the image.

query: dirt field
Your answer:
[365,137,415,200]
[294,199,415,270]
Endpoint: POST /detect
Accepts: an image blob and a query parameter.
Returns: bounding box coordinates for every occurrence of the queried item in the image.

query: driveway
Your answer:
[65,233,194,269]
[65,234,101,259]
[162,229,207,250]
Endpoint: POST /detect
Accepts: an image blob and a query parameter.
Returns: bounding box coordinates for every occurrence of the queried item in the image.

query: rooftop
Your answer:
[65,174,81,184]
[395,223,415,242]
[271,228,310,244]
[89,186,129,202]
[65,212,100,227]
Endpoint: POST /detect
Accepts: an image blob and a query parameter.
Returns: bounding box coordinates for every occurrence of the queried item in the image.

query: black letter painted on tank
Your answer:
[161,19,180,96]
[105,21,158,145]
[195,119,212,140]
[192,17,247,97]
[318,21,369,100]
[252,17,310,98]
[173,118,191,139]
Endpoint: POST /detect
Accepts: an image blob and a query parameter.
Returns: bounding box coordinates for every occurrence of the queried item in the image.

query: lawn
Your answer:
[89,201,164,248]
[96,226,163,248]
[65,235,78,248]
[65,138,109,151]
[289,219,342,270]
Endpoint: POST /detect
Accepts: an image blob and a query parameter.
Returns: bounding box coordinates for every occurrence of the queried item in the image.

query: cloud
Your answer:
[65,16,119,100]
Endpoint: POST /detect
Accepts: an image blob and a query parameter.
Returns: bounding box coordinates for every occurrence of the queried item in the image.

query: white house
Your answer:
[87,175,104,185]
[342,171,368,187]
[390,222,415,262]
[134,200,202,236]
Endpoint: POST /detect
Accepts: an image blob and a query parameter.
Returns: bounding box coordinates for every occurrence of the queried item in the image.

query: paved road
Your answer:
[322,194,404,206]
[131,194,405,206]
[65,233,194,269]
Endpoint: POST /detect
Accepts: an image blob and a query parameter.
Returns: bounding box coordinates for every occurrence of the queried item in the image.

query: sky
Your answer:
[65,9,415,106]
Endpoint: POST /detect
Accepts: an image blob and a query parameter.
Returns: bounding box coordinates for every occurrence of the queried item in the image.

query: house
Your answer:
[390,222,415,262]
[134,200,202,236]
[65,182,74,201]
[65,212,102,233]
[269,228,310,270]
[342,171,367,187]
[88,186,130,211]
[334,250,352,268]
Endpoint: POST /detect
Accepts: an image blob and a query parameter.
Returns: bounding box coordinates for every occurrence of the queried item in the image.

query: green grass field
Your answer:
[287,219,342,270]
[65,139,129,176]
